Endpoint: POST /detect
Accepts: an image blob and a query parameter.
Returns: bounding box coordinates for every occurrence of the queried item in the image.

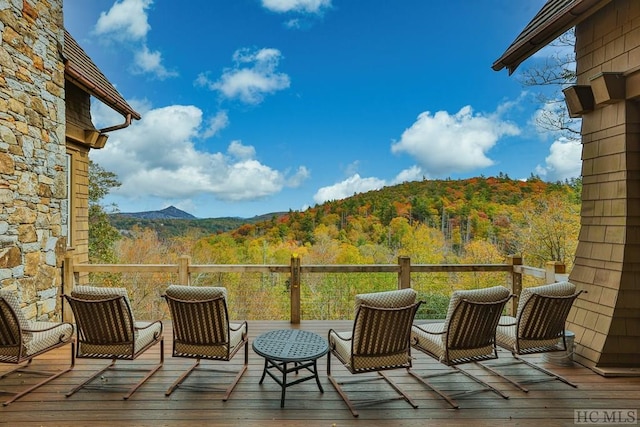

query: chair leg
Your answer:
[2,340,75,406]
[379,371,419,409]
[408,368,459,409]
[166,340,248,401]
[481,353,578,391]
[222,362,247,402]
[166,360,200,396]
[409,364,509,409]
[124,337,164,400]
[328,373,360,417]
[66,360,116,398]
[327,353,418,418]
[222,337,249,402]
[452,365,510,399]
[68,338,164,400]
[124,359,163,400]
[477,360,530,392]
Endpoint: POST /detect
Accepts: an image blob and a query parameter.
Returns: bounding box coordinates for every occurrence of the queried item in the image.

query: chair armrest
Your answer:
[229,321,248,333]
[134,320,163,333]
[23,321,73,333]
[498,320,516,327]
[412,323,445,336]
[328,328,352,342]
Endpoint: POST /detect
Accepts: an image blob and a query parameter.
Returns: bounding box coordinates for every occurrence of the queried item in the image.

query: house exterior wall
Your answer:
[0,1,66,320]
[65,142,89,266]
[65,82,93,269]
[569,0,640,370]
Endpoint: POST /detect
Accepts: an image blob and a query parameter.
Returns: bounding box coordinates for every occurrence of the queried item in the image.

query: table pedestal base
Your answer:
[259,358,324,407]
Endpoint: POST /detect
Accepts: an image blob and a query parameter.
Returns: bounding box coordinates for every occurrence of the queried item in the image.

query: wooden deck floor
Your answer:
[1,320,639,426]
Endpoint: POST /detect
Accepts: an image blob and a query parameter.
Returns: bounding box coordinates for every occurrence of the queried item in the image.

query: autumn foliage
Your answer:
[100,176,581,321]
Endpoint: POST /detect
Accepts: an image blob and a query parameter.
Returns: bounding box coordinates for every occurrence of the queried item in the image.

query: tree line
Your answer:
[87,162,580,321]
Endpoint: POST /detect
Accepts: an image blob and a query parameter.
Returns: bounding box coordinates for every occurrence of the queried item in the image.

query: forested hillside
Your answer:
[97,175,580,320]
[109,211,286,240]
[111,176,580,268]
[237,176,576,260]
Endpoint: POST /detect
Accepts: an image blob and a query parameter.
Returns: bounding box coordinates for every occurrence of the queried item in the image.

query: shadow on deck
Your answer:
[1,320,639,426]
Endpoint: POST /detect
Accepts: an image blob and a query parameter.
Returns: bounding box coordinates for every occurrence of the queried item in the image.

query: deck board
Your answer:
[1,320,639,426]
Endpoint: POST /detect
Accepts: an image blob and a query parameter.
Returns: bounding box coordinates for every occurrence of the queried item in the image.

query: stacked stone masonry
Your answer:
[0,0,66,321]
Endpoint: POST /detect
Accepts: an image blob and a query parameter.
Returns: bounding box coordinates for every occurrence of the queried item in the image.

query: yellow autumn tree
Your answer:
[512,193,580,271]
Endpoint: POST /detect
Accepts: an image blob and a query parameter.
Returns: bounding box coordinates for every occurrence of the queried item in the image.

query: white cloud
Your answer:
[535,137,582,181]
[312,165,427,205]
[287,166,311,187]
[314,174,385,204]
[262,0,331,14]
[197,48,290,104]
[228,140,256,160]
[133,45,178,79]
[90,103,308,203]
[202,111,229,138]
[392,166,425,184]
[94,0,153,41]
[391,105,520,176]
[93,0,175,80]
[285,19,302,29]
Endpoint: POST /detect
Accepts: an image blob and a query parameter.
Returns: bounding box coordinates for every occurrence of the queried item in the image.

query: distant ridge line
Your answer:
[116,205,197,220]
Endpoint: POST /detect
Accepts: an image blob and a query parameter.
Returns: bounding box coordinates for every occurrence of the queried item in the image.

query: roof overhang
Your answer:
[493,0,612,75]
[62,30,141,121]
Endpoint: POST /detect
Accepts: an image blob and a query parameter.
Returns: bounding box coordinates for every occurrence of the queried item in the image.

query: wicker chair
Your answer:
[409,286,513,409]
[327,288,422,417]
[163,285,248,401]
[481,281,584,391]
[0,290,74,406]
[64,286,164,400]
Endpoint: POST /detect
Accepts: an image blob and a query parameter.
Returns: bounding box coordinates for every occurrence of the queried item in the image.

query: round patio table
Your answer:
[252,329,328,407]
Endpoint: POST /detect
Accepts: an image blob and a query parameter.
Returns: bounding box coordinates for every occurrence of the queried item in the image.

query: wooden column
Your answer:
[398,256,411,289]
[62,254,75,323]
[506,255,523,316]
[178,255,191,285]
[290,255,301,324]
[545,261,566,284]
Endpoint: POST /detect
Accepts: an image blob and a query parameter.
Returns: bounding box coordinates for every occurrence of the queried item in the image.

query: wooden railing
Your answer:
[63,254,568,324]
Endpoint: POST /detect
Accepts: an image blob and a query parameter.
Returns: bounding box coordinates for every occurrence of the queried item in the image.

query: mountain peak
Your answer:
[118,205,197,220]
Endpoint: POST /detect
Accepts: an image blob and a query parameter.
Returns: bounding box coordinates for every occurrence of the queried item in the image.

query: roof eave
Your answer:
[65,62,142,121]
[62,29,141,121]
[493,0,612,75]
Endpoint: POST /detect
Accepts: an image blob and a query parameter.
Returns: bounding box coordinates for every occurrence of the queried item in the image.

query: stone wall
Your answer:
[0,0,66,321]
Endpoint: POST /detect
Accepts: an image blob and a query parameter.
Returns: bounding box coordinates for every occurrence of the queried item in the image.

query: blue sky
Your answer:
[63,0,581,219]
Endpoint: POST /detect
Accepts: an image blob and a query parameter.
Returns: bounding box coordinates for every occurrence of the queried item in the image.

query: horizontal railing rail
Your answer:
[63,254,568,324]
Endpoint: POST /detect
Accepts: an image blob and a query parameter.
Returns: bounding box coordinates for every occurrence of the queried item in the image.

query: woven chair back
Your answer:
[447,296,511,352]
[353,302,421,358]
[166,295,230,347]
[66,295,135,347]
[0,297,21,359]
[518,292,581,343]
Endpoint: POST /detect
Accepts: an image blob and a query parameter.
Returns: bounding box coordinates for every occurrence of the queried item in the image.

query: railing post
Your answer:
[545,261,565,284]
[507,255,523,316]
[290,254,301,324]
[178,255,191,285]
[62,254,75,323]
[398,256,411,289]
